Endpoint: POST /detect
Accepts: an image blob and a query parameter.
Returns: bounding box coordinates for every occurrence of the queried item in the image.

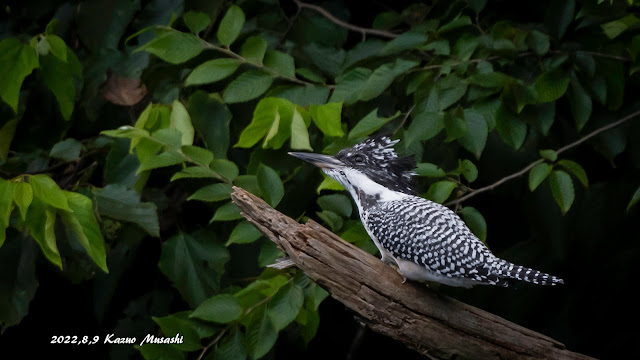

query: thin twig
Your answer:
[393,104,416,135]
[197,326,230,360]
[293,0,398,39]
[201,42,314,87]
[583,51,631,62]
[446,108,640,206]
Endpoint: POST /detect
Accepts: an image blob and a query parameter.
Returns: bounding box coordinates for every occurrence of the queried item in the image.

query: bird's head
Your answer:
[289,135,417,195]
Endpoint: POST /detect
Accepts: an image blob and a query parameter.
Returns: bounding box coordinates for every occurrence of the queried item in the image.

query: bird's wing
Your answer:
[364,196,500,283]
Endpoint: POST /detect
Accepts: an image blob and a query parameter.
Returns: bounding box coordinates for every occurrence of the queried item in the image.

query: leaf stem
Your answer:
[197,325,231,360]
[201,42,315,87]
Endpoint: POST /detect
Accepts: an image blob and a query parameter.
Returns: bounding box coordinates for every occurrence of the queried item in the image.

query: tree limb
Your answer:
[231,187,594,360]
[446,108,640,206]
[293,0,398,39]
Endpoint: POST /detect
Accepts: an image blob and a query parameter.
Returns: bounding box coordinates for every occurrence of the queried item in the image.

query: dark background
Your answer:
[1,0,640,359]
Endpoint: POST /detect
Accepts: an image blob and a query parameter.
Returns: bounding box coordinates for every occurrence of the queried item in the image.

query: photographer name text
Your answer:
[50,333,184,346]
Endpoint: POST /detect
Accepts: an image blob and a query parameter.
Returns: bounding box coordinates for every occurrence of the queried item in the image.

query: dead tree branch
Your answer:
[231,187,594,360]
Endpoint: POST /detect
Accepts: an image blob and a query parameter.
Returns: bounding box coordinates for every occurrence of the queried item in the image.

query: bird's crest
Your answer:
[335,135,417,195]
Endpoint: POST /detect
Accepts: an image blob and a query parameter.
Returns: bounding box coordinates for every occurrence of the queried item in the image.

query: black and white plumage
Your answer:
[289,136,564,288]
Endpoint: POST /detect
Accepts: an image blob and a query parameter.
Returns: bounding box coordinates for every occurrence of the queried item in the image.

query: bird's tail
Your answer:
[492,260,564,286]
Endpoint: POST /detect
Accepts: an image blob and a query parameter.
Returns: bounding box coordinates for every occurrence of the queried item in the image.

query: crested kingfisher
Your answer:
[290,135,563,287]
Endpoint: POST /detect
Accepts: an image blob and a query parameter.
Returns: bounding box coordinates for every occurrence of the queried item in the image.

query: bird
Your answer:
[289,135,564,288]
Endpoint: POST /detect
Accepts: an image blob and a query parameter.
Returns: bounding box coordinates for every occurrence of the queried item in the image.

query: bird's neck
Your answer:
[345,175,409,214]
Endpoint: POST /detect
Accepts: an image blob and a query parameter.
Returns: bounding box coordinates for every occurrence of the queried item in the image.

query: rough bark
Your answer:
[231,187,594,360]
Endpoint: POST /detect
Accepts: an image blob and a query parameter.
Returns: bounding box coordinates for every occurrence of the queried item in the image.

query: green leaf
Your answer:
[40,51,81,121]
[258,241,284,267]
[549,170,575,214]
[214,330,247,360]
[28,174,70,211]
[171,166,220,181]
[159,232,229,307]
[0,119,18,163]
[425,181,456,203]
[437,78,468,111]
[557,160,588,187]
[45,35,67,62]
[138,151,185,173]
[348,109,399,139]
[460,207,487,243]
[227,220,262,245]
[223,70,275,104]
[469,72,513,88]
[458,109,488,159]
[415,163,446,177]
[188,183,233,202]
[0,179,16,247]
[495,105,527,150]
[329,67,371,104]
[529,162,552,191]
[235,97,295,148]
[181,145,214,166]
[317,194,352,217]
[135,29,203,64]
[317,210,343,231]
[502,82,537,113]
[359,59,419,101]
[316,175,345,194]
[627,186,640,212]
[191,294,243,323]
[245,303,278,360]
[101,126,150,140]
[183,11,211,35]
[170,100,195,146]
[211,201,243,222]
[25,198,61,269]
[290,107,312,151]
[217,5,245,47]
[93,184,160,237]
[267,282,304,331]
[13,182,32,221]
[295,307,320,346]
[188,91,232,158]
[0,39,39,113]
[241,36,268,64]
[601,14,639,39]
[50,138,82,162]
[405,112,445,145]
[185,58,241,86]
[444,115,466,142]
[459,159,478,183]
[264,51,295,78]
[527,30,550,55]
[309,102,344,137]
[257,164,284,207]
[296,68,325,84]
[568,73,592,132]
[539,149,558,162]
[59,192,108,273]
[340,222,377,255]
[380,32,428,55]
[533,71,570,103]
[439,15,472,32]
[212,159,239,182]
[153,313,202,351]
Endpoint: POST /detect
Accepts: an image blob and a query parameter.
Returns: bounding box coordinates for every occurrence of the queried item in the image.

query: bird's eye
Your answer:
[353,154,365,164]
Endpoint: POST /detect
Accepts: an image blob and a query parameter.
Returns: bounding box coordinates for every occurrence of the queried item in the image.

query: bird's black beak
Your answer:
[288,152,345,169]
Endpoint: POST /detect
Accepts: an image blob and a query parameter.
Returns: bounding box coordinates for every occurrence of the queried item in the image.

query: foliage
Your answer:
[1,0,640,359]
